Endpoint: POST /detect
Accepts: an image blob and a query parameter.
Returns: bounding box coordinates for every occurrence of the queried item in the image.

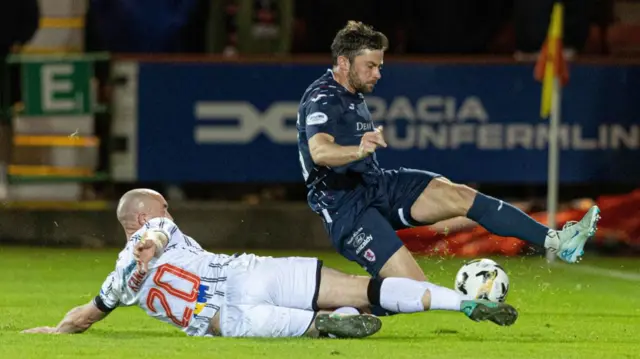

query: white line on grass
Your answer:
[554,263,640,282]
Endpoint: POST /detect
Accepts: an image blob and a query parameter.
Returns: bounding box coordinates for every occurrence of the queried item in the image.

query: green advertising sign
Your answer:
[21,60,93,116]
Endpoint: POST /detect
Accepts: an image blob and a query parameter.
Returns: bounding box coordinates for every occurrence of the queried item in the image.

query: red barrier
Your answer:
[399,190,640,257]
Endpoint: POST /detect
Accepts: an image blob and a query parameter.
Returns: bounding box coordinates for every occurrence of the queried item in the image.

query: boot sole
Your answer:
[315,313,382,338]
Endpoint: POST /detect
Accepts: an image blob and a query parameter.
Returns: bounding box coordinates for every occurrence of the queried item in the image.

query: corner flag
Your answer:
[534,3,569,119]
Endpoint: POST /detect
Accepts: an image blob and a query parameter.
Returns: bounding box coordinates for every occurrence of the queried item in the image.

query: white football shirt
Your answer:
[94,217,234,336]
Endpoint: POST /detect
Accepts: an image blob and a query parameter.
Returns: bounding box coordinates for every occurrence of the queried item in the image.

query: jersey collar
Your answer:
[326,69,364,99]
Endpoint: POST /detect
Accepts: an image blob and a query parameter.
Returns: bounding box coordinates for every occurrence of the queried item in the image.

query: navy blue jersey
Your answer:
[297,70,382,212]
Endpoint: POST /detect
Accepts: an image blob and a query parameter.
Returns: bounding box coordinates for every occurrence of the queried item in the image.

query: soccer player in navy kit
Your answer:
[297,22,601,287]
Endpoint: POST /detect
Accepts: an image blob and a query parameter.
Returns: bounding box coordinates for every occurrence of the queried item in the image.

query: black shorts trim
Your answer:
[93,295,115,313]
[311,259,324,312]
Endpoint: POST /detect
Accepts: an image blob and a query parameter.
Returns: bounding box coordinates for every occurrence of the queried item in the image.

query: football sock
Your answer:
[466,192,554,247]
[428,285,466,311]
[368,276,441,316]
[367,278,464,313]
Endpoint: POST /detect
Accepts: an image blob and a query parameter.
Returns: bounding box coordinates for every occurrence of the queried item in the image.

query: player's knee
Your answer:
[378,247,426,282]
[449,182,477,215]
[411,178,477,221]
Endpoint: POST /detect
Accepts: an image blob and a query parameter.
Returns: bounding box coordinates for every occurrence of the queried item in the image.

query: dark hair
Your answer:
[330,21,389,65]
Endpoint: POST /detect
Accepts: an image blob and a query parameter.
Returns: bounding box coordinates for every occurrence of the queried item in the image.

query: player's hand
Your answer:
[357,126,387,159]
[21,326,58,334]
[134,234,159,274]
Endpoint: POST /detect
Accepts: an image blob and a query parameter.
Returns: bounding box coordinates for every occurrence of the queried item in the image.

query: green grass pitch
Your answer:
[1,246,639,359]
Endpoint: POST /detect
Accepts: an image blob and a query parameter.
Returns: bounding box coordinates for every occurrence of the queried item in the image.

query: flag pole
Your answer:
[546,76,561,263]
[536,2,566,263]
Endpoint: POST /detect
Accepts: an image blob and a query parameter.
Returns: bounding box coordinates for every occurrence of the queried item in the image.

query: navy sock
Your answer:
[466,192,549,247]
[370,305,398,317]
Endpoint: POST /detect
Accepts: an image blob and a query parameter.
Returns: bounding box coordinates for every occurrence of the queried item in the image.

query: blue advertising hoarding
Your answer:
[136,61,640,183]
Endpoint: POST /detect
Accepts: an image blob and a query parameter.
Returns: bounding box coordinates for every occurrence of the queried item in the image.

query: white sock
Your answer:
[379,277,429,313]
[375,278,467,313]
[544,229,560,250]
[428,285,466,311]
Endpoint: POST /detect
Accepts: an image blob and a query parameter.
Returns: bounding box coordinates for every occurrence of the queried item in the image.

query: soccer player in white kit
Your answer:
[22,189,519,338]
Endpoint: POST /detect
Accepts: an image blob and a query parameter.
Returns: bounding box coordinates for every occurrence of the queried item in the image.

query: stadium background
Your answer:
[1,2,640,358]
[0,0,639,257]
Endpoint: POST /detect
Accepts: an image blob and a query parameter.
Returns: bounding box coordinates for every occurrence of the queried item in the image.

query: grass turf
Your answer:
[1,246,639,359]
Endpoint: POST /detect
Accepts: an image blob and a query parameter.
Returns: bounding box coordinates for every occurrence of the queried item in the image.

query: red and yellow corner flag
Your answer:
[534,3,569,119]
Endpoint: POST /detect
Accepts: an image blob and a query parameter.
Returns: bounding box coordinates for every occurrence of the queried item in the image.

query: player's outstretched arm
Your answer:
[21,300,109,334]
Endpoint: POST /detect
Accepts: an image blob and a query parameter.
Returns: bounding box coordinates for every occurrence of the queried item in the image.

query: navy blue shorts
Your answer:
[322,168,441,276]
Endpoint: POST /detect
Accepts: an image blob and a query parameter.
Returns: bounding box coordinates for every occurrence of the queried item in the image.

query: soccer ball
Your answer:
[454,258,510,303]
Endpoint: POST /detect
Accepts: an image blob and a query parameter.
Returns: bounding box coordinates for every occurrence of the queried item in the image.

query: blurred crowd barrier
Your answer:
[0,201,330,250]
[0,0,632,57]
[1,190,638,256]
[80,0,640,58]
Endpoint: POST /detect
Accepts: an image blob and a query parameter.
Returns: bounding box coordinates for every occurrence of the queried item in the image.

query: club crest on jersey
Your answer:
[193,284,210,317]
[306,112,328,125]
[364,249,376,262]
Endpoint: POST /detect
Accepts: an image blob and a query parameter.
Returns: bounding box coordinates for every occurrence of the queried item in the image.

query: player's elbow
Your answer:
[308,134,333,166]
[310,146,329,166]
